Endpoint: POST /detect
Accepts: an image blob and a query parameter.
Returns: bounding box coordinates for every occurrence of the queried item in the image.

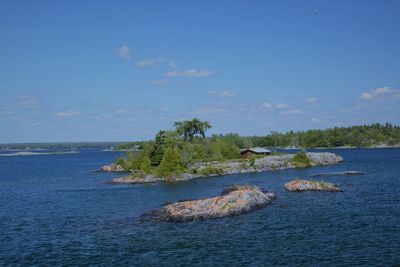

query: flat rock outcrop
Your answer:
[100,164,124,172]
[305,152,344,165]
[141,185,277,222]
[284,179,342,192]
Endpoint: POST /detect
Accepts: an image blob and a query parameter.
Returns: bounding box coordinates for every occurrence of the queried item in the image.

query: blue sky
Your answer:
[1,0,399,143]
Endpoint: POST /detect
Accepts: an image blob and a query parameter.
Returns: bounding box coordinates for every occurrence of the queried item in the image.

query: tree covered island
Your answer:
[105,119,344,184]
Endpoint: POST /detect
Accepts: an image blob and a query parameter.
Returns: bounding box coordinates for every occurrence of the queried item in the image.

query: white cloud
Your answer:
[260,102,274,109]
[165,69,216,78]
[375,87,391,94]
[113,45,131,60]
[305,97,317,103]
[137,58,157,67]
[218,90,234,97]
[0,107,16,118]
[260,102,288,109]
[359,92,373,100]
[284,109,307,115]
[275,103,288,109]
[359,86,400,101]
[310,117,323,123]
[54,111,80,117]
[115,109,128,114]
[136,57,177,69]
[149,79,169,86]
[16,95,41,108]
[136,57,168,67]
[168,60,177,69]
[194,107,226,114]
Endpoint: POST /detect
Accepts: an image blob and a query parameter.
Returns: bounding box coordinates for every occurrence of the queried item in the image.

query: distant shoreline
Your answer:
[1,142,399,152]
[0,151,79,157]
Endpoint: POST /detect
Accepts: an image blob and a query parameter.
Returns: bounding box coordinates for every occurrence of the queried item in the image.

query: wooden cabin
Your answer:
[240,147,272,159]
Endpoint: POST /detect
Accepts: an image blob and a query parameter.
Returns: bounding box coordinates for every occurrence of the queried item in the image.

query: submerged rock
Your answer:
[344,171,364,175]
[100,164,124,172]
[284,179,342,192]
[141,185,277,222]
[311,171,364,177]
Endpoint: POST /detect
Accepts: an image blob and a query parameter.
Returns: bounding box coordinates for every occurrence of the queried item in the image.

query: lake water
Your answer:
[0,148,399,266]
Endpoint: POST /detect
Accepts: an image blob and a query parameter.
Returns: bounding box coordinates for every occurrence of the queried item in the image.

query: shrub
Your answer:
[199,165,224,176]
[131,170,145,179]
[115,157,125,166]
[115,157,130,171]
[248,156,256,167]
[292,152,311,168]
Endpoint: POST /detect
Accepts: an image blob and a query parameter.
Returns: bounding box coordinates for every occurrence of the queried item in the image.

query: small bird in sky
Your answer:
[313,9,319,15]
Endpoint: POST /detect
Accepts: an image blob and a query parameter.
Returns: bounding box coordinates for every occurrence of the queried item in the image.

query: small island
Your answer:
[140,185,277,222]
[103,119,344,184]
[284,179,342,192]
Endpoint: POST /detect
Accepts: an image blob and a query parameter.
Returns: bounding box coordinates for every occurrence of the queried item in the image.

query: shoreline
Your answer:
[109,152,344,185]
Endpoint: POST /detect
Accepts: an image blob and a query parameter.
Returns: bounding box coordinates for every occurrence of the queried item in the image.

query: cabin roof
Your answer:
[240,147,272,154]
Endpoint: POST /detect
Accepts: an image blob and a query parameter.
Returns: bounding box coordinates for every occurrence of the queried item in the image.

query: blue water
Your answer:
[0,149,399,266]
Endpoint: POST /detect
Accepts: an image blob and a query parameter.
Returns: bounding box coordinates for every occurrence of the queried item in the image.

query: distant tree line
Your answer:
[235,123,400,148]
[117,122,400,151]
[0,142,125,150]
[114,121,399,180]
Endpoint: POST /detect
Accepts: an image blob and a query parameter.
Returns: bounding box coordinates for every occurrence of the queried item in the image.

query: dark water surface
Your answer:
[1,149,399,266]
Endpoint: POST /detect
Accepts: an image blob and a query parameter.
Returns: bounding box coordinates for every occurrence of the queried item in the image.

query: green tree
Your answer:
[150,130,180,166]
[121,142,154,170]
[156,146,183,180]
[140,156,152,174]
[209,139,240,160]
[174,118,211,142]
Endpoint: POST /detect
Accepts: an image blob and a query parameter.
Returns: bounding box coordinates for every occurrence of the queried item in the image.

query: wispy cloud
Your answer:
[54,111,80,118]
[260,102,288,109]
[194,107,226,114]
[284,109,308,115]
[149,79,169,86]
[310,117,324,123]
[275,103,288,109]
[260,102,273,109]
[113,45,131,60]
[305,97,317,103]
[218,90,234,97]
[137,58,157,67]
[16,95,41,108]
[0,107,17,119]
[136,57,166,67]
[168,60,177,69]
[136,57,177,69]
[165,69,216,78]
[359,86,400,101]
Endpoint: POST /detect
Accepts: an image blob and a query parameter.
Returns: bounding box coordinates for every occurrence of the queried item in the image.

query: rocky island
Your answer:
[110,151,343,184]
[140,185,277,222]
[101,119,344,185]
[284,179,342,192]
